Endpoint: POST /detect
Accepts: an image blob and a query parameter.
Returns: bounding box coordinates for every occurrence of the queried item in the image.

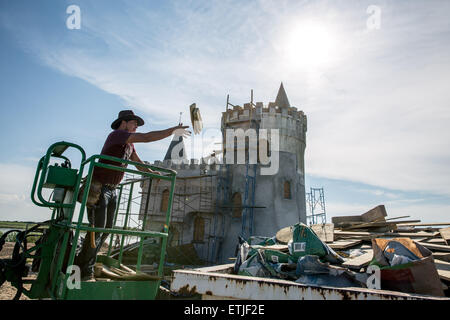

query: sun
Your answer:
[281,20,338,69]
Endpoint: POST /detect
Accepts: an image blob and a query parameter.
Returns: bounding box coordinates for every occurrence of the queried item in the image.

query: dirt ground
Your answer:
[0,243,34,300]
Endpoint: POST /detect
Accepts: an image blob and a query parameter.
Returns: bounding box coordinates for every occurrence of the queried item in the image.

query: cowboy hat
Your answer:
[111,110,145,129]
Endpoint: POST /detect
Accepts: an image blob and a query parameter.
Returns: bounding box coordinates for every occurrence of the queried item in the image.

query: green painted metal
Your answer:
[118,182,134,265]
[21,225,65,299]
[31,141,86,209]
[43,165,78,189]
[7,141,178,300]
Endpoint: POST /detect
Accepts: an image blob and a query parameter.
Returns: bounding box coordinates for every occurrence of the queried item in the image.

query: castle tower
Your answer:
[139,83,308,264]
[218,83,307,262]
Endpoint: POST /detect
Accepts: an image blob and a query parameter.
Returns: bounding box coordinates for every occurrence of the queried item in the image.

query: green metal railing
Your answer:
[28,141,177,300]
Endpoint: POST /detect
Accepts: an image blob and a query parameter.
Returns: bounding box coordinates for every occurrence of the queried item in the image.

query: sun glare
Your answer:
[282,21,338,69]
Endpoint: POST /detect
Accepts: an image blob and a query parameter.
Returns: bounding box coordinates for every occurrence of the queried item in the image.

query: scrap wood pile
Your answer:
[233,205,450,298]
[93,259,161,282]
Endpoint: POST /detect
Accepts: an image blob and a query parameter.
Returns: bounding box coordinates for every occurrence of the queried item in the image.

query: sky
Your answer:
[0,0,449,224]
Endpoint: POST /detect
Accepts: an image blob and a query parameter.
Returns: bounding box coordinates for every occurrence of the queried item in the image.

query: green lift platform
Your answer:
[0,141,177,300]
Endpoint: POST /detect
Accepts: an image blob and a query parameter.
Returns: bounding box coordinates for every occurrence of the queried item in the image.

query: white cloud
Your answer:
[0,163,50,221]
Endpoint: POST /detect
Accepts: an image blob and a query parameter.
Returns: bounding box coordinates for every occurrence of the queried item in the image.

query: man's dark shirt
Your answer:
[92,130,135,185]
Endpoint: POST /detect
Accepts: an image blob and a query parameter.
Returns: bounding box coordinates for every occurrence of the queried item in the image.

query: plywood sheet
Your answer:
[328,239,363,249]
[434,259,450,281]
[439,227,450,245]
[361,205,387,223]
[342,250,374,270]
[311,223,334,243]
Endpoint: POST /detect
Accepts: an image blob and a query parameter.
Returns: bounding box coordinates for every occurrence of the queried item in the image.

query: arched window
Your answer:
[232,192,242,218]
[284,181,291,199]
[160,189,169,212]
[193,216,205,242]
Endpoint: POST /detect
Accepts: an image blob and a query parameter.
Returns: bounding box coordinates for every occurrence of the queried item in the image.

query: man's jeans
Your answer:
[75,185,117,277]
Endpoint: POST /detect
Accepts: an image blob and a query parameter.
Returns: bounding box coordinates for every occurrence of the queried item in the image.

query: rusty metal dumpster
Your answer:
[170,263,450,300]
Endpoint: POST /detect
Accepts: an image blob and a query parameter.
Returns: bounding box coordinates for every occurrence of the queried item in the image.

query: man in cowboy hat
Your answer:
[75,110,190,281]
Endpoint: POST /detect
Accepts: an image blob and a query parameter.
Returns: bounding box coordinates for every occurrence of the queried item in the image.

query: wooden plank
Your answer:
[439,227,450,245]
[334,230,439,239]
[433,252,450,263]
[410,238,428,243]
[328,239,362,249]
[417,242,450,252]
[397,222,450,227]
[361,205,387,222]
[385,216,410,221]
[343,220,421,230]
[311,223,334,243]
[342,250,374,270]
[434,259,450,281]
[423,238,447,245]
[332,215,362,224]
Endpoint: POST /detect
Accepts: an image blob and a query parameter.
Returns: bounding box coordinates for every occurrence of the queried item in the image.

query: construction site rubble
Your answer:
[232,205,450,298]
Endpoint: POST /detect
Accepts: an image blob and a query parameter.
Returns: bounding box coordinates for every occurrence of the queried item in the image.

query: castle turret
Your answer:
[218,83,307,263]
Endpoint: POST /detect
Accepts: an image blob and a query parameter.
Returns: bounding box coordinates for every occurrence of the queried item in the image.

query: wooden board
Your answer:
[397,223,450,227]
[433,252,450,263]
[434,259,450,281]
[328,239,363,249]
[343,220,420,230]
[361,205,387,222]
[417,242,450,252]
[334,230,439,239]
[342,250,373,270]
[410,238,428,243]
[311,223,334,243]
[439,227,450,245]
[331,215,362,224]
[385,216,410,221]
[423,238,448,245]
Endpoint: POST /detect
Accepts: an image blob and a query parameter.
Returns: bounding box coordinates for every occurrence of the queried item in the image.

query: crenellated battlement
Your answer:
[218,84,307,172]
[221,101,307,138]
[224,101,305,119]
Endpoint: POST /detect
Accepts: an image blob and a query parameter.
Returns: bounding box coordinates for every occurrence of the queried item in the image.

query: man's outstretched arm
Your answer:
[127,124,190,144]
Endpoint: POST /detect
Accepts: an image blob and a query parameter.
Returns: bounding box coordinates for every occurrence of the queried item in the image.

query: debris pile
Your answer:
[233,205,450,297]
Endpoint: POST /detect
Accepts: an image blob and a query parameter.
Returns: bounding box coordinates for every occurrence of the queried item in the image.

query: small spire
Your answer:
[274,82,290,109]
